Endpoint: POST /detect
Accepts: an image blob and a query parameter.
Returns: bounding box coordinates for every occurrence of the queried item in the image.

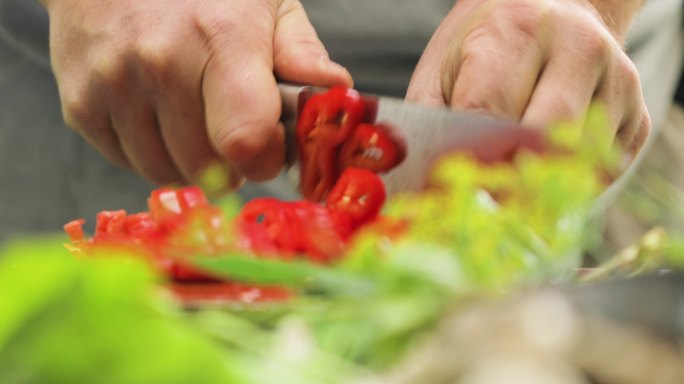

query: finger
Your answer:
[157,92,246,189]
[404,0,483,107]
[156,93,225,182]
[522,17,614,129]
[111,100,183,185]
[273,0,353,87]
[618,108,651,162]
[447,24,545,119]
[521,46,606,130]
[134,33,228,185]
[405,18,460,106]
[58,85,131,169]
[597,55,650,158]
[78,115,131,170]
[202,8,284,181]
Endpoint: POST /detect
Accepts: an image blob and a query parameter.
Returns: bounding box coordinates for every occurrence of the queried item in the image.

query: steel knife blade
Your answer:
[279,83,542,196]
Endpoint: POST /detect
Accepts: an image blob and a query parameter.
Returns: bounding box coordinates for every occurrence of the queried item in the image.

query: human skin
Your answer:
[407,0,650,159]
[40,0,352,187]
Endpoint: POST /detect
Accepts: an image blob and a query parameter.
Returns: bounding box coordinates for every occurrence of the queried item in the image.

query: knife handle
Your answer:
[279,83,301,166]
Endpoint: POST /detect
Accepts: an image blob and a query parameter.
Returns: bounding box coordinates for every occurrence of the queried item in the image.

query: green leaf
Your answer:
[0,239,238,384]
[191,253,374,296]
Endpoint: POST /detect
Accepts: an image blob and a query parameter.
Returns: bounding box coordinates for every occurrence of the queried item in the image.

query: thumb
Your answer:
[273,0,353,87]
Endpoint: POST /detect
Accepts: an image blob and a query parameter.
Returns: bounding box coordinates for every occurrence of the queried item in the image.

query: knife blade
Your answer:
[279,83,542,196]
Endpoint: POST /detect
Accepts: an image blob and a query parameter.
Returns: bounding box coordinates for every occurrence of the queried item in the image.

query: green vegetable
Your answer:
[0,239,237,384]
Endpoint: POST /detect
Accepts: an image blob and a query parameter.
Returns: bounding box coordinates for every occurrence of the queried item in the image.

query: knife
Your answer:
[279,83,542,196]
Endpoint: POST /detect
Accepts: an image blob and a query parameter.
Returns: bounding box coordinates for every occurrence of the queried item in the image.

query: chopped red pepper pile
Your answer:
[64,168,387,303]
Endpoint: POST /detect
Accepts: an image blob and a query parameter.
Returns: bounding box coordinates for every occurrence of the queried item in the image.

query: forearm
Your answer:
[584,0,646,41]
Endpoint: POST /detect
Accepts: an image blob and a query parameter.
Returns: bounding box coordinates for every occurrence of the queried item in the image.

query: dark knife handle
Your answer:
[279,83,307,166]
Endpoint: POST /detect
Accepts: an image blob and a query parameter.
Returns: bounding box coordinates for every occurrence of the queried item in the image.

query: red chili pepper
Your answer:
[288,201,345,262]
[326,168,386,230]
[236,198,345,263]
[297,86,366,201]
[339,123,406,173]
[236,198,301,257]
[169,282,290,304]
[124,212,157,239]
[94,210,127,237]
[64,219,86,242]
[176,186,209,211]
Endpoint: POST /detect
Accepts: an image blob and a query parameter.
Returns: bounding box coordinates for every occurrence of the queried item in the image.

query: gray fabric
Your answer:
[0,0,681,243]
[0,38,154,243]
[302,0,453,97]
[0,0,49,68]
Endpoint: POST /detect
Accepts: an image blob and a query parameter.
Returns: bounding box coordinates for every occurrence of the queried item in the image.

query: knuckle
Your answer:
[459,34,485,61]
[575,22,611,64]
[618,105,651,157]
[545,95,580,123]
[459,33,499,69]
[134,39,177,89]
[196,13,241,46]
[459,1,546,67]
[635,109,652,145]
[193,2,276,56]
[615,56,642,94]
[213,123,281,180]
[90,49,131,92]
[60,89,92,130]
[214,124,269,164]
[452,93,502,115]
[501,0,547,41]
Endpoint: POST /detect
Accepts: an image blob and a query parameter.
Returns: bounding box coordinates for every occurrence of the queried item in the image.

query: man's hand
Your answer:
[42,0,352,186]
[407,0,650,159]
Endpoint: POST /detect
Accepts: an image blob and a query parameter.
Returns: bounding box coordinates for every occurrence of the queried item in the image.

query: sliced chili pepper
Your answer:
[146,188,179,231]
[297,86,366,201]
[236,169,386,261]
[236,198,344,262]
[339,123,406,173]
[300,128,344,203]
[176,186,209,211]
[169,261,220,282]
[64,165,393,303]
[288,201,345,262]
[236,198,297,256]
[124,212,157,239]
[326,168,386,230]
[169,282,290,305]
[94,210,128,237]
[64,219,86,242]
